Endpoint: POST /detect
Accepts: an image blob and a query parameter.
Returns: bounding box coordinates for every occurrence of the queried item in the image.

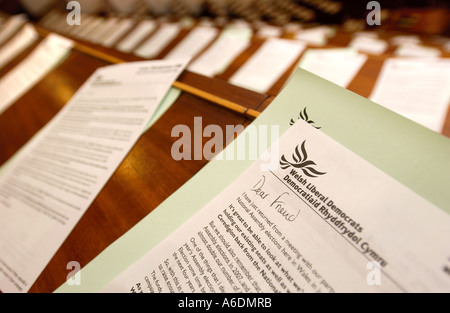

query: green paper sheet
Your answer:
[55,68,450,293]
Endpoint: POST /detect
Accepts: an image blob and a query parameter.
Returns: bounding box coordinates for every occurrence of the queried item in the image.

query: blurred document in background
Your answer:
[0,34,73,116]
[299,48,367,88]
[370,58,450,132]
[165,26,219,60]
[116,20,157,53]
[0,24,38,70]
[135,23,181,59]
[188,28,252,77]
[395,43,441,58]
[295,26,335,46]
[0,14,27,47]
[349,36,388,55]
[229,38,306,93]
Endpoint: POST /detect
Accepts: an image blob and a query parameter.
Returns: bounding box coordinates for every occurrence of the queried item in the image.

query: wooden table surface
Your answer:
[0,27,270,293]
[0,12,449,293]
[35,13,450,138]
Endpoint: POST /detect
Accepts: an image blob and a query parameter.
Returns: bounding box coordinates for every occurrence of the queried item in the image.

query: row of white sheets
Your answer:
[299,47,450,133]
[39,9,450,58]
[349,32,445,58]
[0,31,74,116]
[38,12,340,94]
[0,15,324,124]
[2,14,450,132]
[0,18,346,117]
[295,28,450,133]
[300,29,450,133]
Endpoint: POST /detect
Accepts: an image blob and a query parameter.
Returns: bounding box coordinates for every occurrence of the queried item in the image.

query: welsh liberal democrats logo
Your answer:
[290,107,321,129]
[280,141,326,178]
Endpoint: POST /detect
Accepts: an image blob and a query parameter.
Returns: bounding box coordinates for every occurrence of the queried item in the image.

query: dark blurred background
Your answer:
[0,0,449,35]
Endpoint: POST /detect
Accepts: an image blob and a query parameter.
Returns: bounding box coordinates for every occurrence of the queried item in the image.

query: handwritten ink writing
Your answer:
[271,192,299,222]
[251,176,270,200]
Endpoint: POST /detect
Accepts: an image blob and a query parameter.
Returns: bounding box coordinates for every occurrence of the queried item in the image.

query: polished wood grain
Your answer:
[0,47,110,168]
[35,12,450,137]
[28,89,260,293]
[0,23,269,293]
[34,26,263,120]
